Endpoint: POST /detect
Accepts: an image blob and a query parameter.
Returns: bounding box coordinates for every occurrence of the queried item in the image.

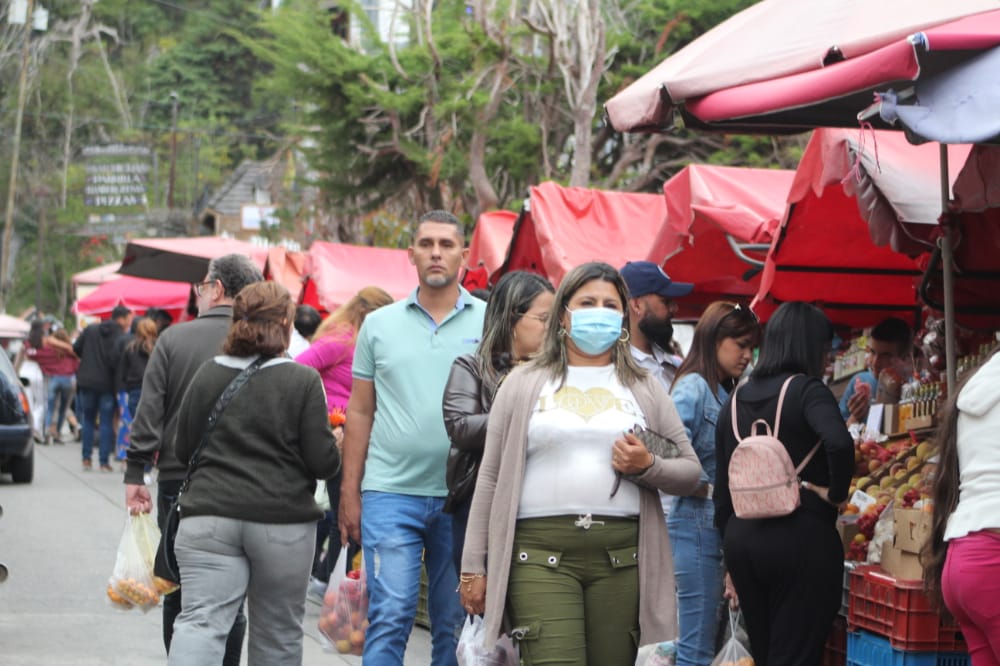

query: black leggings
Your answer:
[723,510,843,666]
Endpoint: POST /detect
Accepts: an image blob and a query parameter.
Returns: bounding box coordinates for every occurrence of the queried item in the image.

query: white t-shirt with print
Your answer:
[518,364,645,519]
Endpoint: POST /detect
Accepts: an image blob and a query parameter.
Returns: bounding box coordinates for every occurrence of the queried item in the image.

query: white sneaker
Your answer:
[306,576,327,605]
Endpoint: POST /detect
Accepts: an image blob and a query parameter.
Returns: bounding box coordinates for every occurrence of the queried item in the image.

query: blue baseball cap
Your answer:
[620,261,694,299]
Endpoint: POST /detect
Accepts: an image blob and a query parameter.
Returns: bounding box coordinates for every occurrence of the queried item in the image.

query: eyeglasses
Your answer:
[194,279,217,297]
[522,313,550,324]
[732,303,760,323]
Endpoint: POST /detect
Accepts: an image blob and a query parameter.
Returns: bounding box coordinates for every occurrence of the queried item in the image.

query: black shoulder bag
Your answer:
[153,356,268,588]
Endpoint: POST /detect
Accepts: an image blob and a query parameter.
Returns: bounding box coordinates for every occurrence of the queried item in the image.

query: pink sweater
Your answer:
[294,332,354,412]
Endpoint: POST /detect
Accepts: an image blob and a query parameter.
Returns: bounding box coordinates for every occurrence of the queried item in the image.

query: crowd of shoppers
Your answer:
[41,208,984,666]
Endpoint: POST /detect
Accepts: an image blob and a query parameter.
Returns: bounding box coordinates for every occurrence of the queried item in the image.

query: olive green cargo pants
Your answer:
[506,515,640,666]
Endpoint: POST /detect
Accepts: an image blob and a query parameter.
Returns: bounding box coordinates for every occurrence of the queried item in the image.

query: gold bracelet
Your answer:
[459,573,485,583]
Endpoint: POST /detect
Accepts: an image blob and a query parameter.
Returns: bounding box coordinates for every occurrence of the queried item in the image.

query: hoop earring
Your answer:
[558,327,567,338]
[619,329,630,343]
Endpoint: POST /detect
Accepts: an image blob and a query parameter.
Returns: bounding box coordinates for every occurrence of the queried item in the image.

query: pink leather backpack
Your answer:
[728,375,821,519]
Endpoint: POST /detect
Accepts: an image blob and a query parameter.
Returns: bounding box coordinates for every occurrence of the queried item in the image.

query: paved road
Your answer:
[0,441,432,665]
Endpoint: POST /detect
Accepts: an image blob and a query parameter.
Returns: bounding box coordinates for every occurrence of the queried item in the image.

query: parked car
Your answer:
[0,350,33,483]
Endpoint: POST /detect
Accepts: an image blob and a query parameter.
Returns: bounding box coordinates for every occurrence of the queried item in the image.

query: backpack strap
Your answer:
[796,441,823,475]
[731,374,798,440]
[771,375,798,438]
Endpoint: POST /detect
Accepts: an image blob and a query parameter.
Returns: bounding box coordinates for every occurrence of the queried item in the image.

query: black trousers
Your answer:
[723,510,843,666]
[158,479,246,665]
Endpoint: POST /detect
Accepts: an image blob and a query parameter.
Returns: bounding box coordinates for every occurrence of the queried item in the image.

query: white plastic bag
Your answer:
[107,513,170,612]
[317,545,368,655]
[456,615,519,666]
[710,609,754,666]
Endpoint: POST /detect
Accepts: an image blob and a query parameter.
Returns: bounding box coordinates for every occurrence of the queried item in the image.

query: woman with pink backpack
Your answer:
[714,302,854,666]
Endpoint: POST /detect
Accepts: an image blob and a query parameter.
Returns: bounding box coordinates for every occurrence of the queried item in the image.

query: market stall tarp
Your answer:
[494,181,666,286]
[0,314,29,339]
[264,246,306,303]
[72,276,191,319]
[302,241,414,312]
[72,262,122,286]
[118,237,269,283]
[651,165,794,315]
[469,210,516,277]
[751,128,969,328]
[605,1,1000,133]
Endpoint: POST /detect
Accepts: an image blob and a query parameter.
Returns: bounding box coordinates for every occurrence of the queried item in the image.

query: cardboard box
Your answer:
[880,541,924,580]
[879,508,932,580]
[895,508,932,554]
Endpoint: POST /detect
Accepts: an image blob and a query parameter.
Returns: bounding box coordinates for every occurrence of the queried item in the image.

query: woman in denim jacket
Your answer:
[668,302,760,666]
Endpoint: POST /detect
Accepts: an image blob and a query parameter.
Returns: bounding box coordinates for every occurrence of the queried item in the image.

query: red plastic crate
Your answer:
[848,566,966,652]
[824,616,848,666]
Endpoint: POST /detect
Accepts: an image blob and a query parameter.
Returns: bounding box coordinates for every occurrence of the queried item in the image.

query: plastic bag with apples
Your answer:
[318,545,368,655]
[107,513,175,612]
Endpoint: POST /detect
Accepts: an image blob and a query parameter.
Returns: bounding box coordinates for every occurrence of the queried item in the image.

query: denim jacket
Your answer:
[670,373,729,486]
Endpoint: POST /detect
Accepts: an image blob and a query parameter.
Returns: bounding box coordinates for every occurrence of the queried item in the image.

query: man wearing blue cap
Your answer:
[620,261,694,391]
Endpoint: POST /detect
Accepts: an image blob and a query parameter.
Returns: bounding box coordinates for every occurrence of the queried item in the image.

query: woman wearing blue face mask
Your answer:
[460,261,703,666]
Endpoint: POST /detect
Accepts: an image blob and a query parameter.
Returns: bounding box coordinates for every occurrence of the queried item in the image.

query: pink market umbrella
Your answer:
[605,2,1000,389]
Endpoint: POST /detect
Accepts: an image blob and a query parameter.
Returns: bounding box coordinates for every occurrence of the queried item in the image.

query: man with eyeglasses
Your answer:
[124,253,263,665]
[839,317,913,425]
[620,261,694,392]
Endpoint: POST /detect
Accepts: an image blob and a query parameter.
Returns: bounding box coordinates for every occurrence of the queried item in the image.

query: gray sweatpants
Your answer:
[167,515,315,666]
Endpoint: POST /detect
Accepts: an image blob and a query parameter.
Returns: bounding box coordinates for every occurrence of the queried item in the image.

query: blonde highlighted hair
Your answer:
[313,286,394,344]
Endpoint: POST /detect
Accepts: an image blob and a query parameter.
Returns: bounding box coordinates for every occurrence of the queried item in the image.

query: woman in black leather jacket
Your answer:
[441,271,554,575]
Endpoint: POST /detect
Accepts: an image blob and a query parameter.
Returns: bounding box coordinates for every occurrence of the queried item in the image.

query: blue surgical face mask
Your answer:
[566,306,623,355]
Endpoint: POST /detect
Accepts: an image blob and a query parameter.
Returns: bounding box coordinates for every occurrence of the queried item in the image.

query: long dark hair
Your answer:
[752,302,833,379]
[673,301,761,396]
[476,271,553,385]
[923,346,1000,610]
[28,320,44,349]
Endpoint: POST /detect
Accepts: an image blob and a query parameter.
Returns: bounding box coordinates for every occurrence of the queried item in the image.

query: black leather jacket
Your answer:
[441,353,501,513]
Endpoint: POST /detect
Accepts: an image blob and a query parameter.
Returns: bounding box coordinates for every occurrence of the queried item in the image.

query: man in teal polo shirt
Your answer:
[340,210,485,666]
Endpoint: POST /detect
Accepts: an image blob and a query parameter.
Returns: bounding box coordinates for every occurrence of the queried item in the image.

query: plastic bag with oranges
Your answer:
[107,513,177,612]
[711,608,754,666]
[318,546,369,655]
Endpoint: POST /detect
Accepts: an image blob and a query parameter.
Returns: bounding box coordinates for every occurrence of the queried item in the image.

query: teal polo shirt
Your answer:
[353,286,486,496]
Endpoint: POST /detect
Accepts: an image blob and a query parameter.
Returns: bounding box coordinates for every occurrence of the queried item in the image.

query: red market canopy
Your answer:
[264,246,306,303]
[751,128,973,328]
[493,181,666,286]
[469,210,516,275]
[73,275,191,320]
[463,210,517,292]
[651,165,794,317]
[118,237,269,284]
[606,2,1000,133]
[301,241,414,312]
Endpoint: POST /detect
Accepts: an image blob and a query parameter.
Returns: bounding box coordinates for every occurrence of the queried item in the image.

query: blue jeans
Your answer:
[361,491,463,666]
[45,374,74,433]
[668,497,726,666]
[77,388,116,465]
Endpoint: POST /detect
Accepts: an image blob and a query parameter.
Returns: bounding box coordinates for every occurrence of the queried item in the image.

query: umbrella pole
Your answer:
[939,144,957,394]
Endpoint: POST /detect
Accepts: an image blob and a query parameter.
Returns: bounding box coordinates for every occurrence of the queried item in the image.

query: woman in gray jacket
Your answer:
[460,262,702,665]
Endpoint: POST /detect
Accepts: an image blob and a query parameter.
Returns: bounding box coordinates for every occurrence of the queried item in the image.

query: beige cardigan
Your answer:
[461,363,703,648]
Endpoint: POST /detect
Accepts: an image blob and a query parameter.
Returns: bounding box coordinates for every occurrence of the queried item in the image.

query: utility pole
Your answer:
[166,90,179,209]
[34,190,47,314]
[0,0,36,311]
